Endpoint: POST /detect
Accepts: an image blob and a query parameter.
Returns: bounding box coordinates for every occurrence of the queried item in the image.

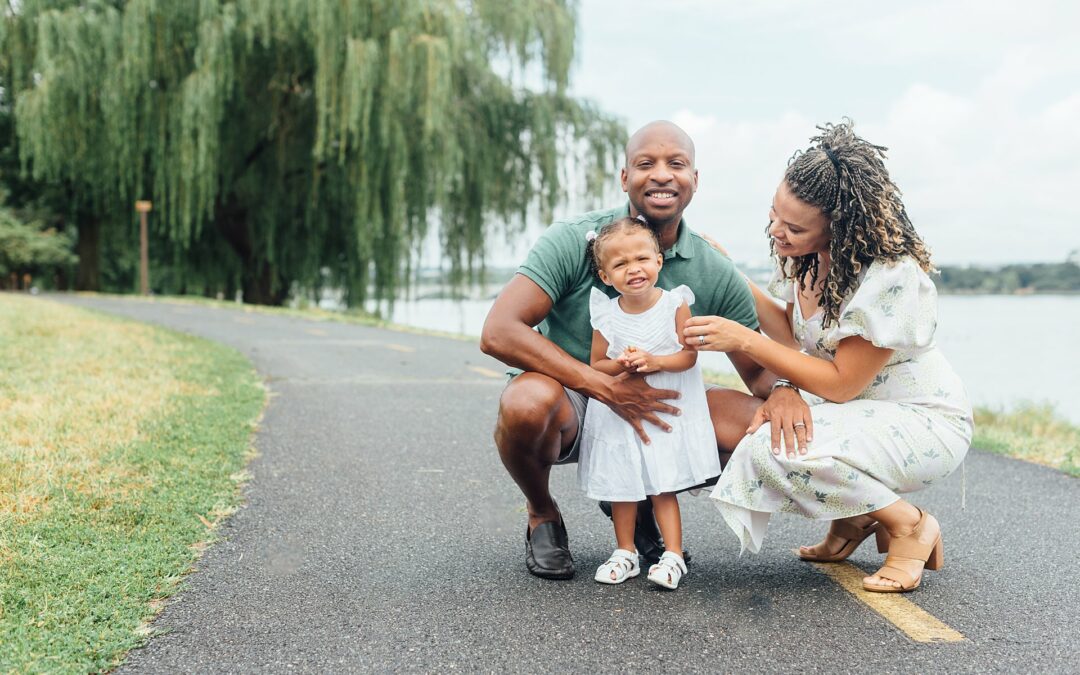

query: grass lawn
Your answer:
[0,294,265,673]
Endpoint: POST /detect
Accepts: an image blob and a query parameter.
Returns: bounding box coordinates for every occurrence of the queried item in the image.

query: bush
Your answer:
[0,208,77,288]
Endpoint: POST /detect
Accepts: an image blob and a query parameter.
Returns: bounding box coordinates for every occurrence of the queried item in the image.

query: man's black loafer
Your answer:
[526,519,575,580]
[598,500,691,568]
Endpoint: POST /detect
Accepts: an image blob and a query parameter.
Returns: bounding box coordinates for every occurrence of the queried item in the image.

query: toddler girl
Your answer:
[579,217,720,589]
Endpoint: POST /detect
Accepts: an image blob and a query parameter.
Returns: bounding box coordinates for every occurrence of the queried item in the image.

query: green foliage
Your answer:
[937,261,1080,293]
[0,207,76,284]
[1,0,625,304]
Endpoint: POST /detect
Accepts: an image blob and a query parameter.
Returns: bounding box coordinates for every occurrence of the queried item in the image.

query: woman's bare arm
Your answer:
[685,313,894,403]
[746,278,799,349]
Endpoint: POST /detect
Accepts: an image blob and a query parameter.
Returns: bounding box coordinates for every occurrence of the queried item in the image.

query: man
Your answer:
[479,121,809,579]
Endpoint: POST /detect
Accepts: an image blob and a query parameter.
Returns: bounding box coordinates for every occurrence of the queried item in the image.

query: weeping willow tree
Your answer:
[1,0,624,303]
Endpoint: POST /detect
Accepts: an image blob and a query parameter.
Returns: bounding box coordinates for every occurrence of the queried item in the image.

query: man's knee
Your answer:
[495,373,569,447]
[706,387,761,450]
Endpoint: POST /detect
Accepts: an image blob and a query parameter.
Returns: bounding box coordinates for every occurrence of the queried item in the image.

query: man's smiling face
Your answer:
[621,122,699,229]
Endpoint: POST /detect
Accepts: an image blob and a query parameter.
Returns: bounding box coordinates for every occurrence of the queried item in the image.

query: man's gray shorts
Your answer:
[556,386,588,465]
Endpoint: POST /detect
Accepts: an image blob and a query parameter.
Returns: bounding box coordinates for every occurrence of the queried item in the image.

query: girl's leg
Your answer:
[610,501,638,553]
[649,493,682,557]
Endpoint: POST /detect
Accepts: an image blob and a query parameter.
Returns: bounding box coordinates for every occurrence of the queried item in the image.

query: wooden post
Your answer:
[135,201,153,295]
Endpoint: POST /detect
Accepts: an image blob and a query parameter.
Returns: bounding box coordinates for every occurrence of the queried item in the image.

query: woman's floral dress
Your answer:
[711,257,973,553]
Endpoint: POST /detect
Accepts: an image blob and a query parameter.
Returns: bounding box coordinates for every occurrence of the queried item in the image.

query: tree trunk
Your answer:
[214,195,287,306]
[241,262,288,306]
[75,218,101,291]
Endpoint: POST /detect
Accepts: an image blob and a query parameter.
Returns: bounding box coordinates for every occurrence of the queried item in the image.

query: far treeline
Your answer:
[936,255,1080,294]
[0,0,624,305]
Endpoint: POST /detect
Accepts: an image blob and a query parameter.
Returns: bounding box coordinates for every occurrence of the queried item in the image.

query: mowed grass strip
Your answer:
[702,370,1078,477]
[0,294,265,673]
[973,404,1079,477]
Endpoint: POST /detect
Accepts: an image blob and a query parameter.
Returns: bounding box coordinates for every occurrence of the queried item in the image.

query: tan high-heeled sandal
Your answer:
[862,510,943,593]
[798,517,887,562]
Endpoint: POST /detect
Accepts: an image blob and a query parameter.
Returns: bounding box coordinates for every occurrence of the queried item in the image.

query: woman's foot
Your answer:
[863,510,943,592]
[798,515,878,562]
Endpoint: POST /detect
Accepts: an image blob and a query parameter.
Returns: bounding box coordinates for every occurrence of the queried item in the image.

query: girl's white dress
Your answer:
[711,257,974,553]
[578,286,721,502]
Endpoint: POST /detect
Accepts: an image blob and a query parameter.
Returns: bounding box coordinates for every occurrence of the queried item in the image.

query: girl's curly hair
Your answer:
[775,119,934,327]
[586,216,661,278]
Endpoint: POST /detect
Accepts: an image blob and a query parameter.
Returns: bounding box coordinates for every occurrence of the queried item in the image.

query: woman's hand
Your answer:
[683,315,754,353]
[747,386,814,458]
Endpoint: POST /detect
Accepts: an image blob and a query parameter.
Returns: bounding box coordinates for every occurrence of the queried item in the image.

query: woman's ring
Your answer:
[793,422,806,428]
[698,335,705,346]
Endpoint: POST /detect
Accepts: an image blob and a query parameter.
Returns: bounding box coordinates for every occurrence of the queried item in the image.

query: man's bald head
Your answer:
[624,121,696,167]
[620,120,699,231]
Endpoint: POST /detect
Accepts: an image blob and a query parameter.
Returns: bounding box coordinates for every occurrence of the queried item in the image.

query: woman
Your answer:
[684,121,972,593]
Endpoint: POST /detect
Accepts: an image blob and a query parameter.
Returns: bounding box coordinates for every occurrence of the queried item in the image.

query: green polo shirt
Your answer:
[517,204,759,365]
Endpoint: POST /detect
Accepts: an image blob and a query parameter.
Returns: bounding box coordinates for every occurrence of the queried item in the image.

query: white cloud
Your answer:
[565,0,1080,265]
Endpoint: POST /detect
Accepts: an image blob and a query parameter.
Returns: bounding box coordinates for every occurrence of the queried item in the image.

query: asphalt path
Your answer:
[49,295,1079,673]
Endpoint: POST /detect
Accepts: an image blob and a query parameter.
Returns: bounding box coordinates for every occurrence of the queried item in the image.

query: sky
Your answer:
[522,0,1080,267]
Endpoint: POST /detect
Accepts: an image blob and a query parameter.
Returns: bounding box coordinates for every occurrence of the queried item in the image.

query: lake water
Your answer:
[369,294,1080,423]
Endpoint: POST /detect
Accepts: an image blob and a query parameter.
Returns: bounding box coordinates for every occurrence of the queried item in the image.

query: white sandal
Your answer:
[594,548,640,584]
[647,551,687,589]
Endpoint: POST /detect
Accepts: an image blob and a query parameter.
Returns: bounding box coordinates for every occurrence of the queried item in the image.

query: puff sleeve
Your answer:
[589,287,615,345]
[766,263,795,303]
[668,284,696,309]
[832,258,937,352]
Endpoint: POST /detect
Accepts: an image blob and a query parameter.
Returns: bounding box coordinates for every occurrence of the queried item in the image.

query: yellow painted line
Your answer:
[467,366,504,379]
[384,343,416,353]
[800,552,965,643]
[233,316,256,324]
[305,328,328,336]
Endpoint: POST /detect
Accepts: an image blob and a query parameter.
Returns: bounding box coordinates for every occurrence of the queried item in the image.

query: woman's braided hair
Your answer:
[586,216,661,278]
[775,119,933,327]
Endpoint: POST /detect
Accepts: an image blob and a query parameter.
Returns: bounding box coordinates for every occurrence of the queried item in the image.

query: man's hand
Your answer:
[746,386,813,459]
[598,372,681,445]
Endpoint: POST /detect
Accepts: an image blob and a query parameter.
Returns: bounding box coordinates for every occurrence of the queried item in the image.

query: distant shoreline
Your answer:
[936,289,1080,297]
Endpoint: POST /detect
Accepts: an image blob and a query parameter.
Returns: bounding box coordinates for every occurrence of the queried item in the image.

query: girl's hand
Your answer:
[626,348,661,373]
[616,346,639,372]
[683,315,753,353]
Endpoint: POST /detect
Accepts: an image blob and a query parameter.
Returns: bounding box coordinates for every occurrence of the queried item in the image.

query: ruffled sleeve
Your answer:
[766,262,795,303]
[668,284,696,309]
[832,258,937,352]
[589,287,615,344]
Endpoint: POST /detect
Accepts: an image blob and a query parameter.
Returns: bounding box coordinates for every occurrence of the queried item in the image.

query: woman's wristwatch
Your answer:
[771,378,799,394]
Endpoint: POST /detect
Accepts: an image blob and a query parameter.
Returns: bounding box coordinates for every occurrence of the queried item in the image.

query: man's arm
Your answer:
[480,274,602,393]
[480,274,680,442]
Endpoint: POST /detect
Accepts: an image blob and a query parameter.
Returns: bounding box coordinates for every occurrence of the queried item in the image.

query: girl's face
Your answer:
[596,229,663,297]
[769,180,831,258]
